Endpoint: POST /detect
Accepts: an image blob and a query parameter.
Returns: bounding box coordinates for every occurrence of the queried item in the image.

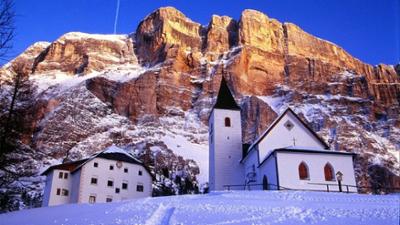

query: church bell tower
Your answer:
[209,77,244,191]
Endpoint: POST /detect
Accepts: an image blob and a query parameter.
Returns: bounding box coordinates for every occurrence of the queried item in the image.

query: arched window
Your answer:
[224,117,231,127]
[298,162,309,180]
[324,163,335,181]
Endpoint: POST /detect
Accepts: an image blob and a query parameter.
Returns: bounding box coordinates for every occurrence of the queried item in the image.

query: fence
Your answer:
[223,183,400,194]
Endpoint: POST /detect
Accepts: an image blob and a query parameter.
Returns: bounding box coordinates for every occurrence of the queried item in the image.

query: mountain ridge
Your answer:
[0,6,399,211]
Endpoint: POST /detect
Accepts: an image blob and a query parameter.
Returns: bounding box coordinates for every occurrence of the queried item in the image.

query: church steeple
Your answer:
[214,77,240,110]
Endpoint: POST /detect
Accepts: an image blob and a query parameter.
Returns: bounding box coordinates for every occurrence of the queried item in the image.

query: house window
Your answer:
[138,170,142,176]
[124,168,128,173]
[122,182,128,190]
[136,184,144,192]
[94,162,98,167]
[89,195,96,203]
[109,165,114,170]
[224,117,231,127]
[56,188,61,195]
[91,177,98,185]
[115,188,120,194]
[107,180,114,187]
[324,163,335,181]
[298,162,309,180]
[63,173,68,179]
[62,189,69,196]
[106,197,112,202]
[58,172,63,179]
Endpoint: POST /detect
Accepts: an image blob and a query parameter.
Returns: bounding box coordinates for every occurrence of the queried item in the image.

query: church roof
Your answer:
[213,77,240,110]
[248,107,330,152]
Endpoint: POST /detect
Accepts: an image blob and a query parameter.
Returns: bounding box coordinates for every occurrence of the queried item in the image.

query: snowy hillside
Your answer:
[1,6,399,213]
[0,191,398,225]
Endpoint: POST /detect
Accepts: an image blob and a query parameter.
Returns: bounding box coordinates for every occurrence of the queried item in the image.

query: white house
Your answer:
[209,77,357,192]
[42,146,153,207]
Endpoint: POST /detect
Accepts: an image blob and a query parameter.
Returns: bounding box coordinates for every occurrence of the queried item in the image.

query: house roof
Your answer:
[213,77,241,110]
[248,107,330,152]
[71,145,143,173]
[41,159,88,175]
[41,145,147,176]
[258,147,355,168]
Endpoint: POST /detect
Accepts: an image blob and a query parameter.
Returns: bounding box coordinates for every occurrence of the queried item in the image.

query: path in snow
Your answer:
[0,191,398,225]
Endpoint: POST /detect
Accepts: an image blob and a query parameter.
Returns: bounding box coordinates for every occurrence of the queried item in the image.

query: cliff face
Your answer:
[31,32,136,74]
[1,7,399,198]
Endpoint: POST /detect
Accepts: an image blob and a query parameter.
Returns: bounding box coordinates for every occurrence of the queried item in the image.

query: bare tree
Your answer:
[0,60,34,181]
[0,0,15,61]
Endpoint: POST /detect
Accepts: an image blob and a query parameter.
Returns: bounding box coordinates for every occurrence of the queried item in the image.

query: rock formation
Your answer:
[1,7,399,207]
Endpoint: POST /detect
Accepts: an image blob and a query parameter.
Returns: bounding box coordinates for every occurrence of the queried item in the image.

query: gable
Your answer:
[249,108,329,163]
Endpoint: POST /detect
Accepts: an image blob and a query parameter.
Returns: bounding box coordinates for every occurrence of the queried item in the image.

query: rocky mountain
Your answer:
[0,7,399,210]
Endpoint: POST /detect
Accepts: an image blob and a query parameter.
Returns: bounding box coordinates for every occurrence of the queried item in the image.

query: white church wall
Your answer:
[257,112,327,162]
[45,169,72,206]
[276,152,357,192]
[208,110,215,190]
[209,108,244,190]
[258,155,278,190]
[242,149,261,190]
[78,158,152,204]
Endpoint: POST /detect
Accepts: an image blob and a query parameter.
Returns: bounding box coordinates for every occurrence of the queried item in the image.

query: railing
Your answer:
[222,183,400,194]
[307,182,355,193]
[223,183,290,191]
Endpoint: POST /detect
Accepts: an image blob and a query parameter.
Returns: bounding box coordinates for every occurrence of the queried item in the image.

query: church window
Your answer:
[224,117,231,127]
[298,162,309,180]
[284,120,294,131]
[324,163,335,181]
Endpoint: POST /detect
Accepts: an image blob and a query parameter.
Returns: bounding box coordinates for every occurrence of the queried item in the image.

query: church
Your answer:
[209,77,357,192]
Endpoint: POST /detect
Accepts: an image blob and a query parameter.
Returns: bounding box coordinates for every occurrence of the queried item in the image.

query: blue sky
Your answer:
[12,0,399,65]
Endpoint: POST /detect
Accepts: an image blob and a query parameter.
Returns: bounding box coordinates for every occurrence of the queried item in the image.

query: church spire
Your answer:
[213,77,240,110]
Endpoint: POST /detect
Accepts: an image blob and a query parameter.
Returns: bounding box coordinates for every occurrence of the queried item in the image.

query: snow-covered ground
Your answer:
[0,191,398,225]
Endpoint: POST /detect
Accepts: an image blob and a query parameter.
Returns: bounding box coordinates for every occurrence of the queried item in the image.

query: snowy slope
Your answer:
[0,191,398,225]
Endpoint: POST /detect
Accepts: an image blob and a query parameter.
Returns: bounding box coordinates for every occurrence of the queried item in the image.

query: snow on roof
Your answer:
[41,145,144,175]
[281,146,328,151]
[103,145,132,156]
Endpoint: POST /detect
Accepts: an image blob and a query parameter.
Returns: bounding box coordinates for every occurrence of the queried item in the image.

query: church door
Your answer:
[263,175,269,190]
